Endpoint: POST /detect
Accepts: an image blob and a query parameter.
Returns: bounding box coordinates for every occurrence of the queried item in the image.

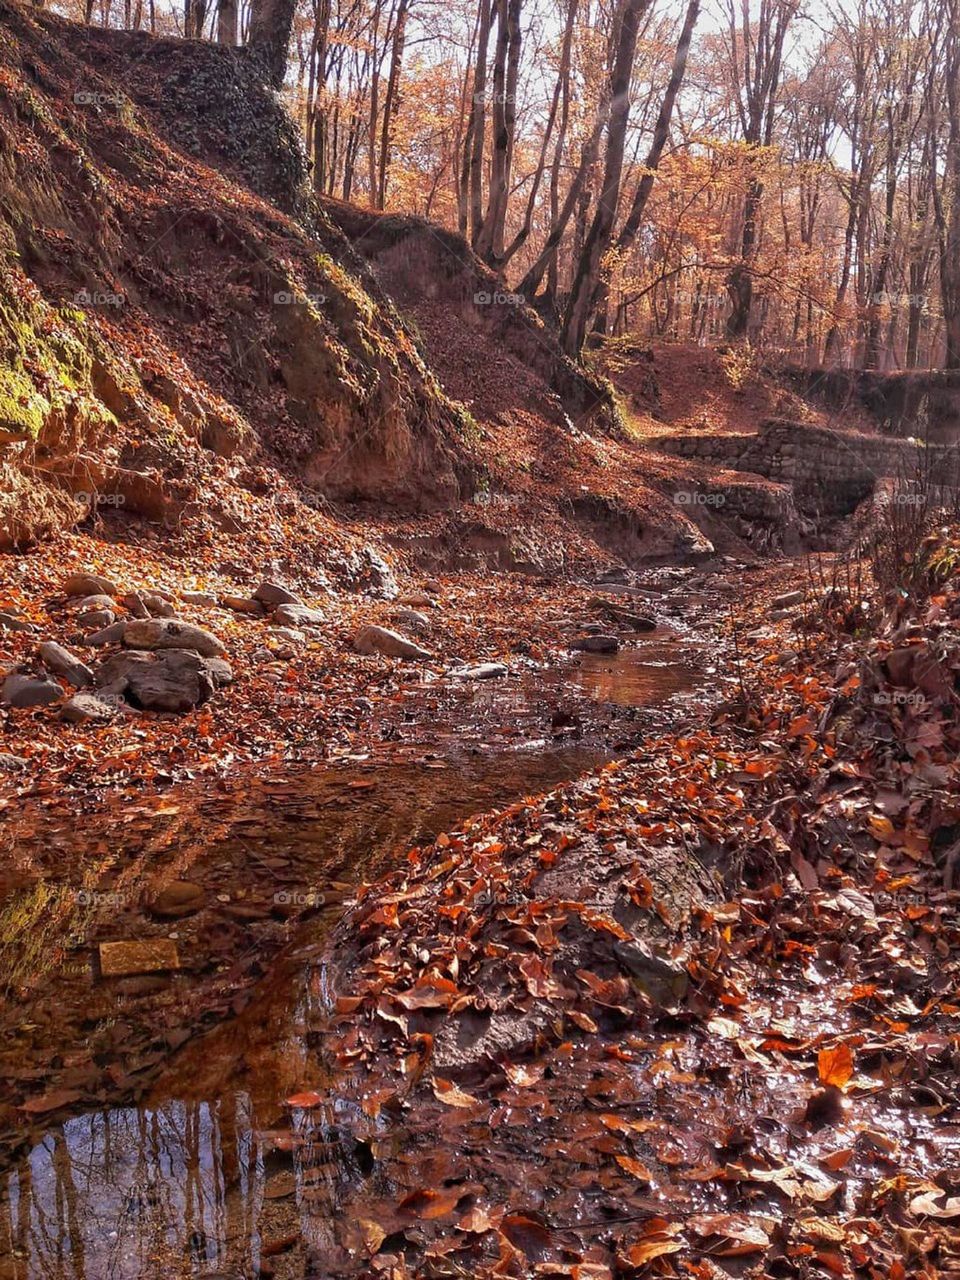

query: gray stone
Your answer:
[1,674,62,708]
[612,940,689,1007]
[203,657,234,687]
[268,627,306,644]
[61,693,116,724]
[85,621,127,647]
[274,603,325,628]
[393,608,431,631]
[771,590,805,610]
[122,591,151,619]
[63,572,118,597]
[0,612,36,633]
[124,618,225,658]
[95,649,221,712]
[571,634,620,654]
[39,641,93,688]
[0,752,28,770]
[352,624,431,660]
[450,662,508,680]
[124,591,176,619]
[221,595,264,616]
[180,591,218,607]
[254,581,303,609]
[77,609,116,631]
[72,594,116,613]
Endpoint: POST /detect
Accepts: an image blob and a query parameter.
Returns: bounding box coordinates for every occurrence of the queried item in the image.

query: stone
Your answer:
[72,593,116,612]
[124,618,225,658]
[77,608,115,630]
[1,674,62,708]
[0,752,27,770]
[122,591,151,619]
[771,590,805,610]
[64,572,118,598]
[61,693,116,724]
[99,939,180,977]
[0,612,36,633]
[254,580,303,609]
[140,592,177,619]
[393,608,431,631]
[148,880,205,919]
[180,591,218,607]
[352,624,431,660]
[85,620,127,647]
[39,641,93,688]
[359,546,398,598]
[612,940,689,1007]
[221,595,264,616]
[269,627,306,644]
[398,593,437,608]
[252,647,274,663]
[450,662,508,680]
[204,657,234,686]
[571,635,620,654]
[95,649,221,711]
[274,603,325,628]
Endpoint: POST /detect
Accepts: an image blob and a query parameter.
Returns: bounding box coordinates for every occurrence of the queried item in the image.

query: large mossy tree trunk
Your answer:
[247,0,296,88]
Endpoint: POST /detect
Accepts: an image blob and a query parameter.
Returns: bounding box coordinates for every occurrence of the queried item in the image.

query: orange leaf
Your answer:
[818,1043,854,1088]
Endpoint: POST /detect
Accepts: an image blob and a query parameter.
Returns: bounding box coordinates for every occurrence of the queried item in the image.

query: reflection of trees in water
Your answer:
[0,1096,270,1279]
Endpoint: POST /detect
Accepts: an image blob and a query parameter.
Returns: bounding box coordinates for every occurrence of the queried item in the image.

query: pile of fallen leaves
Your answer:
[286,541,960,1278]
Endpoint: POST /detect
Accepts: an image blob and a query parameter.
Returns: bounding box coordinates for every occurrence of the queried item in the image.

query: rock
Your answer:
[359,546,398,598]
[612,939,689,1007]
[85,620,127,647]
[122,591,151,619]
[180,590,218,607]
[61,693,116,724]
[72,593,116,613]
[77,608,116,630]
[39,641,93,688]
[1,674,62,707]
[393,608,431,631]
[771,590,805,610]
[124,618,225,658]
[64,572,118,598]
[352,624,431,660]
[269,627,306,644]
[398,593,437,608]
[274,603,325,628]
[125,591,176,619]
[252,647,274,663]
[0,752,27,771]
[254,581,303,609]
[95,649,222,711]
[571,634,620,653]
[99,939,180,977]
[450,662,508,679]
[204,657,234,686]
[221,595,264,616]
[148,880,205,919]
[0,612,36,633]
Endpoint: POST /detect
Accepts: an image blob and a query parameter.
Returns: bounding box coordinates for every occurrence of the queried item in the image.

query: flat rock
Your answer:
[96,649,222,711]
[72,593,116,612]
[99,939,180,977]
[450,662,508,679]
[353,624,431,660]
[148,880,205,918]
[85,620,127,647]
[393,608,431,631]
[221,595,264,616]
[254,581,303,609]
[61,693,116,724]
[124,618,225,658]
[0,612,36,633]
[269,627,306,644]
[1,674,62,708]
[78,609,115,631]
[180,590,218,607]
[571,634,620,653]
[771,590,805,610]
[0,752,27,771]
[39,641,93,688]
[64,572,118,597]
[274,603,325,628]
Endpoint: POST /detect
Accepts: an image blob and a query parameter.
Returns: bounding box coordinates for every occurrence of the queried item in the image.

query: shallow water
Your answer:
[0,636,704,1279]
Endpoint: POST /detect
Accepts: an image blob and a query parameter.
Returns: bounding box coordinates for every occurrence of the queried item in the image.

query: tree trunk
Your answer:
[217,0,238,44]
[247,0,298,86]
[562,0,652,358]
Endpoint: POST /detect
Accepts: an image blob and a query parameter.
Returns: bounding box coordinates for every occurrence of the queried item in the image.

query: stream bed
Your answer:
[0,634,709,1279]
